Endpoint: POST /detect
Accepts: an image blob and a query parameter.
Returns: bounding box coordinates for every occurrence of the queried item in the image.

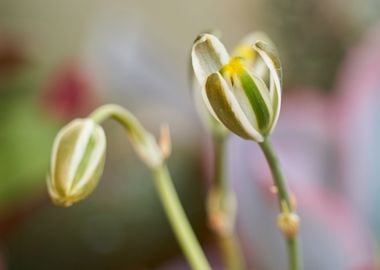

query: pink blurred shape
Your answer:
[40,61,101,121]
[333,23,380,231]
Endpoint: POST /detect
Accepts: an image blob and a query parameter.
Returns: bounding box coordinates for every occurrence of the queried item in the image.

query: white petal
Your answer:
[192,74,228,135]
[253,41,282,133]
[192,34,230,85]
[66,120,96,192]
[233,31,274,78]
[70,125,106,194]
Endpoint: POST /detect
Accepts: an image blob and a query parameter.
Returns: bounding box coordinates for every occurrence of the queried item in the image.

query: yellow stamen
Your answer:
[233,45,257,62]
[220,57,245,76]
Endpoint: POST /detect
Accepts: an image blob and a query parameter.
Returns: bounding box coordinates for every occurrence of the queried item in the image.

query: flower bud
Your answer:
[191,33,282,142]
[47,118,106,207]
[277,212,300,237]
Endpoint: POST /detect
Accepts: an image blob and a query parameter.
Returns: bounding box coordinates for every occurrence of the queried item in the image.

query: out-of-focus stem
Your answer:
[259,138,302,270]
[208,135,246,270]
[90,104,211,270]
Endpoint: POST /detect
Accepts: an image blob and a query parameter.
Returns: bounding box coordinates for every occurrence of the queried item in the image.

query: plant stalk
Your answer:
[153,165,211,270]
[259,138,302,270]
[90,104,211,270]
[210,135,246,270]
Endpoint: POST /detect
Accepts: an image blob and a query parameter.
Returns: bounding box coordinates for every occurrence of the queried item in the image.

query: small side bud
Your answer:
[159,124,171,159]
[207,188,237,236]
[270,185,278,194]
[47,118,106,207]
[277,212,300,237]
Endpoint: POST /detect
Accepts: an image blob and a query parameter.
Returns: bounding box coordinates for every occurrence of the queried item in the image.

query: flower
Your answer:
[191,32,282,142]
[47,118,106,207]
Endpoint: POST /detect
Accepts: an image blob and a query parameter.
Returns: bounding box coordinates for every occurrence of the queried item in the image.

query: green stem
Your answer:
[89,104,211,270]
[287,237,300,270]
[211,135,246,270]
[153,165,211,270]
[89,104,147,141]
[214,136,228,198]
[259,138,302,270]
[217,234,245,270]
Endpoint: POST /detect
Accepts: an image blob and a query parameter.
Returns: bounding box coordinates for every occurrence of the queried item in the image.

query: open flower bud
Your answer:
[191,33,282,142]
[47,118,106,207]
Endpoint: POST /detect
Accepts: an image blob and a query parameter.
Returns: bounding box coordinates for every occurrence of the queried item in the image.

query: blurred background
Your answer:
[1,0,380,269]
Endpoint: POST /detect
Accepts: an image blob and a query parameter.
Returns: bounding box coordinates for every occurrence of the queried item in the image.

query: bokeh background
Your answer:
[1,0,380,269]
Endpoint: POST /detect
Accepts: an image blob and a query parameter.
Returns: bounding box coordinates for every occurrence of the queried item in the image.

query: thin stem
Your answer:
[213,136,227,195]
[89,104,211,270]
[89,104,147,141]
[217,234,245,270]
[287,237,300,270]
[153,165,211,270]
[259,138,301,270]
[210,135,246,270]
[259,139,291,209]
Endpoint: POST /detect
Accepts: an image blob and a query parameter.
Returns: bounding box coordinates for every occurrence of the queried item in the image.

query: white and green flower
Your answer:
[47,119,106,207]
[191,32,282,142]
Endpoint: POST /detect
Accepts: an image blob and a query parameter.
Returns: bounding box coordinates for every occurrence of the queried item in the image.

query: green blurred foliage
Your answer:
[0,72,57,211]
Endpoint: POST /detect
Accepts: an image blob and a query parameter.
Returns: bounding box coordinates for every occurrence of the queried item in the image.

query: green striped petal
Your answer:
[192,74,229,136]
[254,41,282,133]
[204,73,264,142]
[236,68,272,133]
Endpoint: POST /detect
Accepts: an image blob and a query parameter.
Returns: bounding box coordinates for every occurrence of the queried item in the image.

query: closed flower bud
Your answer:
[277,212,300,237]
[47,118,106,207]
[191,33,282,142]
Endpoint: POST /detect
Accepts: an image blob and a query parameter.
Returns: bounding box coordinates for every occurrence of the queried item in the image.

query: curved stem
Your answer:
[153,165,211,270]
[210,135,246,270]
[89,104,211,270]
[89,104,147,141]
[259,138,302,270]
